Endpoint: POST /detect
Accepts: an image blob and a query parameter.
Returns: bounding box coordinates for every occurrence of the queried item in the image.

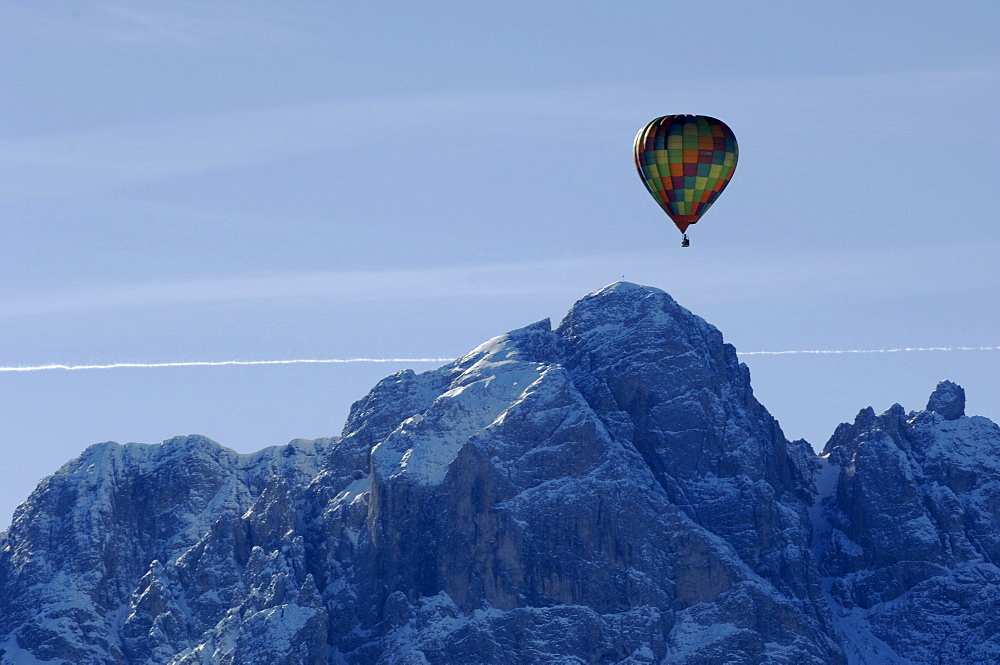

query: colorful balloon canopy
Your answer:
[633,115,738,234]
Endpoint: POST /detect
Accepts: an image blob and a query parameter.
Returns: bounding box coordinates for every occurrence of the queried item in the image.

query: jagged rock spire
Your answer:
[926,380,965,420]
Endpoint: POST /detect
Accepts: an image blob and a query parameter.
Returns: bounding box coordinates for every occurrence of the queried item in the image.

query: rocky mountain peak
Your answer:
[1,284,998,664]
[556,281,726,369]
[815,380,1000,662]
[926,379,965,420]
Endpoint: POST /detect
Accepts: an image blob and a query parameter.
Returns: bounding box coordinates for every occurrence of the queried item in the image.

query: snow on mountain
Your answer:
[0,283,997,664]
[819,380,1000,664]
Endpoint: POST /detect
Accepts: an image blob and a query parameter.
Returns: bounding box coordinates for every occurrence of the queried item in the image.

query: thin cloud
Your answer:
[2,65,993,200]
[0,88,602,200]
[0,258,592,318]
[0,2,309,48]
[4,239,998,318]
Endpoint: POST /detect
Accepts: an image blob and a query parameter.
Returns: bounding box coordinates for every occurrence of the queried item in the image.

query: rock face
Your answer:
[819,380,1000,664]
[0,283,997,664]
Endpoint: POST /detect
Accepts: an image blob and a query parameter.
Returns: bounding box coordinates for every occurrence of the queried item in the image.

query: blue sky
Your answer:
[1,1,998,528]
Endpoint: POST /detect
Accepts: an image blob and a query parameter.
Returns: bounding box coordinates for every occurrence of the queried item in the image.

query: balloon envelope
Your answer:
[633,115,738,234]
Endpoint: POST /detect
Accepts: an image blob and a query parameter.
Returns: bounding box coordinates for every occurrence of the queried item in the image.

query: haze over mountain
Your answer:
[1,283,997,664]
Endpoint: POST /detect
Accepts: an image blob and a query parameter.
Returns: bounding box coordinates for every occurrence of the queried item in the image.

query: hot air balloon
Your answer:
[633,115,738,247]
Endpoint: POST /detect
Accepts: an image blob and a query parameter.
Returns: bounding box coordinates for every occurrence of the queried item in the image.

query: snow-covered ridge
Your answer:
[371,323,556,486]
[816,380,1000,663]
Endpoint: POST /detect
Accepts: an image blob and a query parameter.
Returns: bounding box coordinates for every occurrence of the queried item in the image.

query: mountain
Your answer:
[1,283,997,664]
[818,381,1000,663]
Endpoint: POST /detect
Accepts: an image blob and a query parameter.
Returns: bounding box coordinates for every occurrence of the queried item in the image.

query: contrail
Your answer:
[2,346,997,373]
[0,358,455,373]
[738,346,1000,356]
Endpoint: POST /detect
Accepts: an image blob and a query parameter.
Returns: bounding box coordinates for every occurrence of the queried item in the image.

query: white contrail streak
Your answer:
[0,358,455,373]
[2,346,997,373]
[738,346,1000,356]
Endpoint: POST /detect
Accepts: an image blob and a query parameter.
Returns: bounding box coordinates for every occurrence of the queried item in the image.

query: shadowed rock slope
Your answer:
[1,283,996,664]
